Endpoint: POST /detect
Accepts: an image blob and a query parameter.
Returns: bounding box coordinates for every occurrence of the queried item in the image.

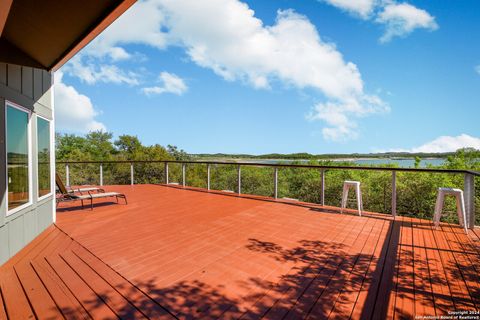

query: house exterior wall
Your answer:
[0,62,54,265]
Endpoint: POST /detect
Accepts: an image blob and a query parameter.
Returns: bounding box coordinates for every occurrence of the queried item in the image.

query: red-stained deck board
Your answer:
[441,223,480,308]
[349,216,395,320]
[326,217,389,319]
[45,253,119,320]
[0,283,8,320]
[410,217,436,318]
[283,216,379,319]
[30,258,91,320]
[70,243,174,319]
[0,269,35,319]
[377,217,403,320]
[238,213,357,320]
[431,224,475,310]
[13,263,64,319]
[421,221,455,316]
[61,250,148,319]
[1,184,479,319]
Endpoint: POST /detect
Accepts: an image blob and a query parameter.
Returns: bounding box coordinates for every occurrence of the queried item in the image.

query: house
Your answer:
[0,0,136,265]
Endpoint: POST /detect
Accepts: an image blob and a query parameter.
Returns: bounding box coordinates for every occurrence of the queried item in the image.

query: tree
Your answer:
[84,131,115,160]
[167,145,190,161]
[114,135,143,159]
[56,133,89,161]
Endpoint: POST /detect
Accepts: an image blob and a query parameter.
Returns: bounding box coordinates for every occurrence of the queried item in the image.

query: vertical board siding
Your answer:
[0,63,6,85]
[7,215,25,257]
[33,68,43,101]
[21,66,33,99]
[6,64,21,92]
[37,201,53,233]
[23,210,37,245]
[0,63,54,265]
[0,225,8,263]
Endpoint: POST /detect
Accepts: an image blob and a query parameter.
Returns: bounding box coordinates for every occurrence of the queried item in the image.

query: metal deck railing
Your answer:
[56,160,480,228]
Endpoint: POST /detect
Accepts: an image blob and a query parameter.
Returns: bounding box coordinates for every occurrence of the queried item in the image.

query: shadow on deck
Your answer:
[1,184,479,319]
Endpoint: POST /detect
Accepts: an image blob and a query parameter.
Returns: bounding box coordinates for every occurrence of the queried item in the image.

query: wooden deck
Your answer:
[1,184,480,319]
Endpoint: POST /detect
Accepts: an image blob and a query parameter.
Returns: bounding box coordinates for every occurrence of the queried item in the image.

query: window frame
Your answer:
[5,100,33,216]
[36,114,54,201]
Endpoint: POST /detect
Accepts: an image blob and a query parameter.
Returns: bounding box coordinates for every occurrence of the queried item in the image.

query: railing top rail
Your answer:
[55,159,480,176]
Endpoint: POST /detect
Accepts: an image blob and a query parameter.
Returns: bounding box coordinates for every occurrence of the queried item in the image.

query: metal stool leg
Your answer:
[456,191,468,234]
[341,184,349,213]
[433,191,444,228]
[355,184,362,216]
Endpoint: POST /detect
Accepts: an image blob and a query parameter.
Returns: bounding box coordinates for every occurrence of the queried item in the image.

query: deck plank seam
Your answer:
[430,224,472,310]
[0,283,9,320]
[438,224,478,310]
[237,212,357,319]
[43,256,97,320]
[30,258,92,320]
[387,217,403,319]
[54,224,179,320]
[265,214,362,319]
[69,247,159,320]
[58,248,142,319]
[416,218,438,317]
[28,261,70,320]
[316,217,385,319]
[444,223,480,308]
[369,216,401,319]
[347,218,391,319]
[13,266,39,320]
[329,218,389,319]
[350,214,395,320]
[424,223,455,313]
[262,214,361,319]
[287,214,376,319]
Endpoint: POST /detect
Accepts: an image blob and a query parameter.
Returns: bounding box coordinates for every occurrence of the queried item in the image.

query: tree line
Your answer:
[56,131,480,224]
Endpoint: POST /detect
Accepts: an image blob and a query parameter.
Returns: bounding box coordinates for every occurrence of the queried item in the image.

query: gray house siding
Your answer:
[0,62,55,265]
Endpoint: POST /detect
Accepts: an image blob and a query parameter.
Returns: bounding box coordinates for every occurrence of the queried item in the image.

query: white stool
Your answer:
[433,188,468,233]
[341,181,363,216]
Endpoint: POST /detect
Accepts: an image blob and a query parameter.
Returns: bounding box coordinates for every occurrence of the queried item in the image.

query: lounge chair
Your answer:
[55,174,127,210]
[55,173,105,194]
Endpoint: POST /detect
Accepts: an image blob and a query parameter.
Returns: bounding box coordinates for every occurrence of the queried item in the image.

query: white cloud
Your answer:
[54,71,106,133]
[389,134,480,153]
[307,94,388,141]
[67,0,389,140]
[319,0,438,42]
[60,0,167,86]
[62,56,140,86]
[475,65,480,75]
[319,0,377,18]
[84,0,168,60]
[376,3,438,42]
[142,72,188,95]
[156,2,387,140]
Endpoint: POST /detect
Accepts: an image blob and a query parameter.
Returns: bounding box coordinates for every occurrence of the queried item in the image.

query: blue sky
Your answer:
[55,0,480,154]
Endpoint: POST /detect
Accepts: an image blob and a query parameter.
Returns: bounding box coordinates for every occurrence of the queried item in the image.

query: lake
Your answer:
[232,158,446,168]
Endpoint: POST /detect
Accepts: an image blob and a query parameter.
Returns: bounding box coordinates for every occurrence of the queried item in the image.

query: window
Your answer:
[37,117,51,199]
[6,102,31,213]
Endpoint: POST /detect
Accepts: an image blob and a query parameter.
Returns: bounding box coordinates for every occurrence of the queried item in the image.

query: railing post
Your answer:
[237,165,241,194]
[391,171,397,216]
[274,167,278,199]
[100,164,103,186]
[464,173,475,229]
[207,164,211,190]
[65,164,70,187]
[182,163,186,187]
[165,162,169,184]
[320,169,325,206]
[130,163,134,185]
